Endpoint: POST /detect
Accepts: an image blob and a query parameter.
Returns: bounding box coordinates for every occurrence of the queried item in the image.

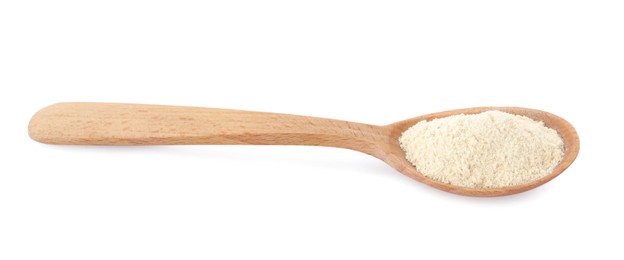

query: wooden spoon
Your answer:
[28,102,579,196]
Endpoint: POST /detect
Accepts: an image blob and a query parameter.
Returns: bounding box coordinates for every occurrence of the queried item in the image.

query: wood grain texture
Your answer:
[29,103,580,197]
[28,103,391,159]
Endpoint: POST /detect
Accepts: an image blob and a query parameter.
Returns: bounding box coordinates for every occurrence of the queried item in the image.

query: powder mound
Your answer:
[398,110,564,188]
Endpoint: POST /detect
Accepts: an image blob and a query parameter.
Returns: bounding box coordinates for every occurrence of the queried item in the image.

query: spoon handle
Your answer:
[29,102,388,156]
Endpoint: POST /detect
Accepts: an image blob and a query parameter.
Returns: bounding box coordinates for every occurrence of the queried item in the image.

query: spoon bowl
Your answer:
[29,103,579,196]
[381,107,579,196]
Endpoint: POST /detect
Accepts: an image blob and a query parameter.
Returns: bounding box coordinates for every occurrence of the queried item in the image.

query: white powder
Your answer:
[398,111,564,188]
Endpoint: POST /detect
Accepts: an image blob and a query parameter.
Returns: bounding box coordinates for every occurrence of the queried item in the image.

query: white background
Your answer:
[1,1,623,259]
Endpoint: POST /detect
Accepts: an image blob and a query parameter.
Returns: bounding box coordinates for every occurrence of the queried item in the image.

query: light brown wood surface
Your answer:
[29,103,580,197]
